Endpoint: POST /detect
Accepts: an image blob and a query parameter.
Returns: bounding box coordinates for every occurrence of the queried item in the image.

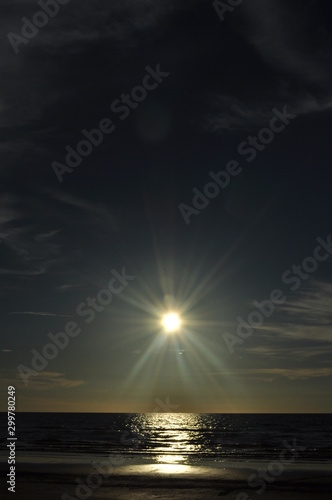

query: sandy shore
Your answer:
[2,461,332,499]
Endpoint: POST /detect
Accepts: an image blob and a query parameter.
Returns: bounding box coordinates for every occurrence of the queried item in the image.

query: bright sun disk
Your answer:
[162,312,181,333]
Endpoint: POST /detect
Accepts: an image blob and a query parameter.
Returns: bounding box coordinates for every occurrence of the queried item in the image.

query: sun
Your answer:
[162,312,181,333]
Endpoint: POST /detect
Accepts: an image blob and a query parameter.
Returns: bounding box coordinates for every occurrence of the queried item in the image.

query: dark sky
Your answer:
[1,0,332,412]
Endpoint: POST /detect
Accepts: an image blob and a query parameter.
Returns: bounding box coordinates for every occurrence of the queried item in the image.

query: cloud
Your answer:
[204,0,332,133]
[8,311,72,317]
[0,197,63,277]
[279,281,332,322]
[241,0,331,83]
[0,190,118,282]
[256,281,332,343]
[0,370,85,391]
[229,281,332,371]
[35,230,60,241]
[203,95,273,132]
[237,367,332,380]
[46,190,119,232]
[0,194,20,224]
[19,371,85,391]
[204,91,332,133]
[0,266,52,276]
[56,283,84,292]
[244,344,332,361]
[2,0,203,48]
[0,0,203,143]
[205,366,332,381]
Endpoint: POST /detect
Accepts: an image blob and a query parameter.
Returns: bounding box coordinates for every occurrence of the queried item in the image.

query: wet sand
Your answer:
[2,461,332,499]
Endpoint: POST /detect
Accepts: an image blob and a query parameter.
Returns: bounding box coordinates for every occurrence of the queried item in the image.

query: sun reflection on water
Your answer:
[156,454,185,464]
[129,412,204,470]
[155,454,190,473]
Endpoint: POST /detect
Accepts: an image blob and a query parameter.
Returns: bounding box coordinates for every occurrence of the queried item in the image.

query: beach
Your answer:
[3,461,332,500]
[1,413,331,499]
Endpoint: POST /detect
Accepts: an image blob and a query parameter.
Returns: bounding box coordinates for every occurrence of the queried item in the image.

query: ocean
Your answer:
[1,413,331,468]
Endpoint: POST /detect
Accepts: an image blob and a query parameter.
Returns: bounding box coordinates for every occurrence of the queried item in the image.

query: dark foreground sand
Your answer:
[2,462,332,499]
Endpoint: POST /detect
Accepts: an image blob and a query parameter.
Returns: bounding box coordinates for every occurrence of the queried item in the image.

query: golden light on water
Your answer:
[155,454,187,473]
[161,312,181,333]
[127,413,200,473]
[156,454,186,464]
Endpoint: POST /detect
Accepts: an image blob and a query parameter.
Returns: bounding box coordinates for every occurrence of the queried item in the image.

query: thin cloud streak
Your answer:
[8,311,72,318]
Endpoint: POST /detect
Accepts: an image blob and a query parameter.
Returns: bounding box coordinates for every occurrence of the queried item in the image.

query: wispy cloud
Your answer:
[0,194,63,278]
[0,189,119,283]
[204,92,332,133]
[1,371,85,391]
[8,311,71,318]
[254,281,332,343]
[56,283,84,292]
[279,281,332,322]
[35,230,60,241]
[238,367,332,381]
[46,190,119,232]
[204,0,332,133]
[205,366,332,381]
[244,344,332,360]
[2,0,202,49]
[241,0,331,85]
[233,281,332,371]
